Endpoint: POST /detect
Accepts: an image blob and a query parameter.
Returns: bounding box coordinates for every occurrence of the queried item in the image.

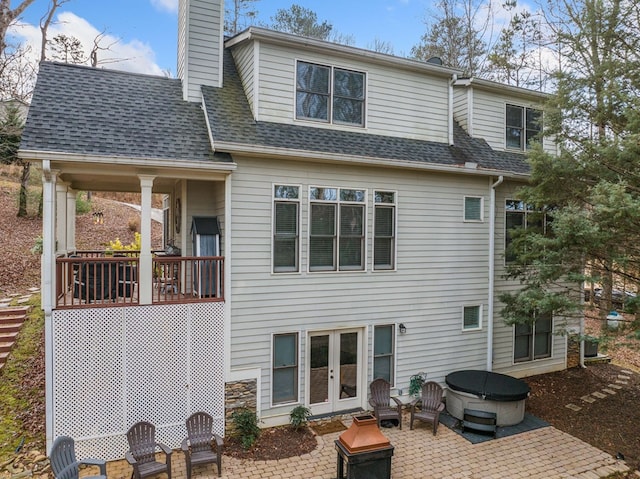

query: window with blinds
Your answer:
[464,196,483,222]
[273,185,300,273]
[463,305,481,330]
[374,191,396,270]
[309,186,365,271]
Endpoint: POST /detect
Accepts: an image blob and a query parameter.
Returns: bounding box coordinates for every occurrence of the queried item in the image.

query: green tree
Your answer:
[500,0,640,327]
[224,0,259,36]
[49,34,85,63]
[0,102,28,216]
[270,4,332,40]
[411,0,489,75]
[487,5,544,88]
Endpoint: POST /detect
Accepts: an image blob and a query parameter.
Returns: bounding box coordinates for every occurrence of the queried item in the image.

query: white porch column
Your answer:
[41,162,57,454]
[66,189,77,252]
[139,175,155,304]
[42,165,58,313]
[55,182,68,253]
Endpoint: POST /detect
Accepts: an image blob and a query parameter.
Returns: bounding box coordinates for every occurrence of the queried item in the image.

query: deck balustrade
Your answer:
[55,252,224,308]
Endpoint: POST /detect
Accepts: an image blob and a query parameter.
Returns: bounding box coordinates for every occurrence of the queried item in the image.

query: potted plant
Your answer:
[582,335,600,357]
[409,372,427,397]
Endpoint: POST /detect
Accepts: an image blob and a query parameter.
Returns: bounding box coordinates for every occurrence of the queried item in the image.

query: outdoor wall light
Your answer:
[399,323,407,334]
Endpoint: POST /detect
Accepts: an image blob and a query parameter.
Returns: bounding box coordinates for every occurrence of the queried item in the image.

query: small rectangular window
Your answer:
[272,333,299,404]
[373,325,395,384]
[273,185,300,273]
[464,196,483,221]
[463,305,481,330]
[374,191,396,270]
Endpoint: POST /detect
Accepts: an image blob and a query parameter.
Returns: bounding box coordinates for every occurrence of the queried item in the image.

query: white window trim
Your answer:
[294,59,368,128]
[504,102,543,152]
[271,183,302,275]
[463,195,484,222]
[270,331,302,408]
[462,304,483,331]
[372,323,397,388]
[373,190,398,272]
[307,185,368,273]
[512,316,554,364]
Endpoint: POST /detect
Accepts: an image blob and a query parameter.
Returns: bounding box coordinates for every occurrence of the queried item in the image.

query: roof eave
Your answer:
[18,149,237,172]
[213,141,530,180]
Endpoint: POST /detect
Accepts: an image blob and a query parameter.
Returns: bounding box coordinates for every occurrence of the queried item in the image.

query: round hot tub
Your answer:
[445,370,530,426]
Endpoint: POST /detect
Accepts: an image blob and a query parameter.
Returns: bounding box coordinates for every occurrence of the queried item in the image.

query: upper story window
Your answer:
[309,187,366,272]
[296,61,365,127]
[273,185,300,273]
[463,305,482,330]
[506,104,542,151]
[464,196,483,222]
[505,200,547,263]
[374,191,396,270]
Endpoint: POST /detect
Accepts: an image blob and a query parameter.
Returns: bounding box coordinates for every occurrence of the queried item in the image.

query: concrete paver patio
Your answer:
[105,414,629,479]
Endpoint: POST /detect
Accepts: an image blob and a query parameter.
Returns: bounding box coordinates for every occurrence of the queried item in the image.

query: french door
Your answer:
[307,329,362,415]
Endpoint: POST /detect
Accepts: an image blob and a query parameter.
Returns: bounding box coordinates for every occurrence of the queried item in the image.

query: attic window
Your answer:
[506,104,542,151]
[296,61,365,127]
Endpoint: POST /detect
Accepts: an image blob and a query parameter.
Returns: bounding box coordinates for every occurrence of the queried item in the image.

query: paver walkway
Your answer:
[105,415,629,479]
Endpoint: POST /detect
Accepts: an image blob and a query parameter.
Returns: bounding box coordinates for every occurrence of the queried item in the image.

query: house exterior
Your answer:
[19,0,576,461]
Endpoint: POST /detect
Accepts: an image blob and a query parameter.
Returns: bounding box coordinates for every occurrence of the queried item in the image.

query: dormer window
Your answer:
[506,104,542,150]
[296,61,365,127]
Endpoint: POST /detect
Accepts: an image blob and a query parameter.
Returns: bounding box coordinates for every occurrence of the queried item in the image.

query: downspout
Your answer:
[41,159,54,453]
[487,175,504,371]
[449,74,457,145]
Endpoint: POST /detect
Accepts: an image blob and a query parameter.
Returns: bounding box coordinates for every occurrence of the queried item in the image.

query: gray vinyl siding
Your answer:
[471,89,556,155]
[453,89,468,131]
[254,43,450,143]
[490,181,570,377]
[228,157,496,418]
[178,0,223,102]
[230,42,256,117]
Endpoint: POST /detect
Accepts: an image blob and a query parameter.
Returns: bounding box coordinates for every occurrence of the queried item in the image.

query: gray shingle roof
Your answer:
[201,50,530,176]
[22,55,530,176]
[21,62,221,163]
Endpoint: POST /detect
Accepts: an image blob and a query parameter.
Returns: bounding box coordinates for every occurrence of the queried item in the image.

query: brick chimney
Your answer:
[178,0,224,102]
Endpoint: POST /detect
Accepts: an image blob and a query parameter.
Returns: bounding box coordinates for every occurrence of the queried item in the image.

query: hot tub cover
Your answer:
[445,370,530,401]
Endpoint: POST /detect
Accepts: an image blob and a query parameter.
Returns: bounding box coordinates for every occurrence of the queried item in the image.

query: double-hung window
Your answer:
[506,104,542,150]
[272,333,299,405]
[514,313,552,362]
[374,191,396,270]
[309,187,366,271]
[273,185,300,273]
[505,200,546,263]
[296,61,365,127]
[373,325,395,384]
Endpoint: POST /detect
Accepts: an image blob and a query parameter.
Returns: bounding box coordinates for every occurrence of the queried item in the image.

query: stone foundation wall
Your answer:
[224,379,257,436]
[567,337,580,369]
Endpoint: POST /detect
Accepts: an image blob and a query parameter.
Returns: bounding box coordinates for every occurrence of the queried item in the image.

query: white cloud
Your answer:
[8,11,165,76]
[151,0,179,14]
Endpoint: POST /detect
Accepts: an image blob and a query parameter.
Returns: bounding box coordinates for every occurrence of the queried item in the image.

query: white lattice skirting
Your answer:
[52,303,225,460]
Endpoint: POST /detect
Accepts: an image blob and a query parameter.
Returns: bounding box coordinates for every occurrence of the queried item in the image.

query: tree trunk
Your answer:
[17,160,30,217]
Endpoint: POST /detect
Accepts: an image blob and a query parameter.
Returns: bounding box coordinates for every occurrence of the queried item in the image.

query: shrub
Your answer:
[231,408,260,449]
[289,405,311,431]
[409,372,427,397]
[76,192,91,214]
[128,217,140,232]
[107,232,141,252]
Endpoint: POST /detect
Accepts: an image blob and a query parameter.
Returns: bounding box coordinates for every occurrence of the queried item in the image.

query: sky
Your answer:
[8,0,444,77]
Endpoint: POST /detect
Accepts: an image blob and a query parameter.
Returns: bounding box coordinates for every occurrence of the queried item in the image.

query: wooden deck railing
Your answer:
[55,252,224,309]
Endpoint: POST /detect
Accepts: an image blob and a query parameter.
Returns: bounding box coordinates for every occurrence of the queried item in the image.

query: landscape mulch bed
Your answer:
[224,426,317,460]
[525,362,640,471]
